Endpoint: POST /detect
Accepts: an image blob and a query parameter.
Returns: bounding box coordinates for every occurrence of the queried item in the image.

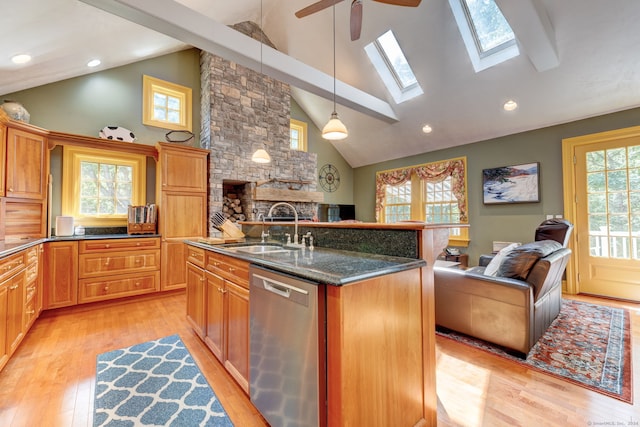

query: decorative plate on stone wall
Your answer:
[319,164,340,192]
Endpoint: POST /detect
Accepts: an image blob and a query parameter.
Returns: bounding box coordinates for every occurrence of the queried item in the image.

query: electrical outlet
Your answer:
[546,214,553,220]
[555,214,563,219]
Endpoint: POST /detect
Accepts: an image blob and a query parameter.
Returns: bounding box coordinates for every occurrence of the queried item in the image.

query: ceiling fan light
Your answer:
[251,148,271,163]
[322,112,348,140]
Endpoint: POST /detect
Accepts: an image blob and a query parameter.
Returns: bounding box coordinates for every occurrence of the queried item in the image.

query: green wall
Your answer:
[1,49,202,219]
[354,107,640,265]
[1,48,202,147]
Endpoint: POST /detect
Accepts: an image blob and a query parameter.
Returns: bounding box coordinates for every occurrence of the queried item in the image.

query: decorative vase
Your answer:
[1,100,30,123]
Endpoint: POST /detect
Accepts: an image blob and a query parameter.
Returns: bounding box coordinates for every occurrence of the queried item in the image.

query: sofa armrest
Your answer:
[434,266,535,354]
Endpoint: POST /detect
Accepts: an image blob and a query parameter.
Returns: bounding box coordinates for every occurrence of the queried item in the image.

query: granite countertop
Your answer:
[186,240,426,286]
[0,234,161,259]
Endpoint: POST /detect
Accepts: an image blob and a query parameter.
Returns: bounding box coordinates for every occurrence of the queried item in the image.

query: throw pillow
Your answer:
[484,242,520,276]
[497,240,562,279]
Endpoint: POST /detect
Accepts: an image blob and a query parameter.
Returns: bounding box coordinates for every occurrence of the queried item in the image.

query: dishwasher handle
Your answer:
[253,273,309,302]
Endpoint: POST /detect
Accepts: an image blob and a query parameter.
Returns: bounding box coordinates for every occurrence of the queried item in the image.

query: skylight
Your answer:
[365,30,423,104]
[449,0,519,72]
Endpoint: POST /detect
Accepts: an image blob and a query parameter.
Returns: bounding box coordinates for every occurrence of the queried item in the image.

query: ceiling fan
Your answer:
[295,0,422,41]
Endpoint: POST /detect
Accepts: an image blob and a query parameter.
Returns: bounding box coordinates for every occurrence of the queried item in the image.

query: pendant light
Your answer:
[252,0,272,163]
[322,4,348,141]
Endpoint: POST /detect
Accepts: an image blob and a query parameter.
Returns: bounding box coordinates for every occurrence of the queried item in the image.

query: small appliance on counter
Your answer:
[55,216,74,236]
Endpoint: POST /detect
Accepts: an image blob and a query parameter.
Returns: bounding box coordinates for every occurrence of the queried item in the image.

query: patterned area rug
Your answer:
[94,335,234,426]
[437,299,632,403]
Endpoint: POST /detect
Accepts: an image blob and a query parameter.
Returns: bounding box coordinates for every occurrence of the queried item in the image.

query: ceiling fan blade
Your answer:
[295,0,346,18]
[372,0,421,6]
[350,0,363,41]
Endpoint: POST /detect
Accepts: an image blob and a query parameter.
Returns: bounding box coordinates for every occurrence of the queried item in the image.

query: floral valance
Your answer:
[375,159,467,222]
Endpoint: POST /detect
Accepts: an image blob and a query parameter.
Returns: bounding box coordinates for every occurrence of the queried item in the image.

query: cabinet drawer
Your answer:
[79,271,160,303]
[79,250,160,278]
[25,246,39,265]
[25,262,38,284]
[24,297,37,330]
[187,246,205,268]
[0,252,26,283]
[79,238,160,253]
[205,252,249,288]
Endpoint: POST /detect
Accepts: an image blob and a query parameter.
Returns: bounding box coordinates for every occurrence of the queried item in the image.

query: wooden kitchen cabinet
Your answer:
[204,271,224,361]
[0,282,8,371]
[194,249,250,393]
[0,251,25,371]
[156,142,209,290]
[186,260,206,339]
[78,238,160,304]
[5,127,48,200]
[0,123,6,196]
[23,244,43,331]
[225,280,249,391]
[44,241,78,309]
[0,115,49,241]
[0,251,27,358]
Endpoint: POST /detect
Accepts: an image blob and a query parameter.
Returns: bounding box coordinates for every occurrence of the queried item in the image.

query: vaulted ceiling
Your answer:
[2,0,640,167]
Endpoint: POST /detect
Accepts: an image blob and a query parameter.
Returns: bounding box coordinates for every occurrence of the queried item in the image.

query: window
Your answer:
[384,180,412,223]
[62,146,146,227]
[449,0,519,72]
[376,158,469,245]
[424,177,460,223]
[290,119,308,152]
[143,75,192,131]
[365,30,423,104]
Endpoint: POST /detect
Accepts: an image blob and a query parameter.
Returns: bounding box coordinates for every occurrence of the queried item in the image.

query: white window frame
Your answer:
[448,0,519,72]
[365,30,423,104]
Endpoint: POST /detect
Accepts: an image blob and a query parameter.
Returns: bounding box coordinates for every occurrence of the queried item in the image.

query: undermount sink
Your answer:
[228,244,299,254]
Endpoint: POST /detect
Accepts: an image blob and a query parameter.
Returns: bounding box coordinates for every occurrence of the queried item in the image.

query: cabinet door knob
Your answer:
[228,267,235,273]
[135,282,141,287]
[104,286,109,291]
[105,258,110,266]
[8,187,13,192]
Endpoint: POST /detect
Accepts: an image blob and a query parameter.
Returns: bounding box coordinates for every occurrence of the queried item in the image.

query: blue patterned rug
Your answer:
[94,334,234,426]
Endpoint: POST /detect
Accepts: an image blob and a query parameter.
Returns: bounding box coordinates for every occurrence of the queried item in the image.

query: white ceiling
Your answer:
[2,0,640,168]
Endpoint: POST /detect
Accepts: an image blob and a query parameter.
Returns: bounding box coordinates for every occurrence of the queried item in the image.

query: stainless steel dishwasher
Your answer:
[249,264,325,427]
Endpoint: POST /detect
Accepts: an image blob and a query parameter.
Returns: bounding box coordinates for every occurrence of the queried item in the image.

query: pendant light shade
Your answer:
[323,4,348,141]
[322,112,348,140]
[252,147,271,163]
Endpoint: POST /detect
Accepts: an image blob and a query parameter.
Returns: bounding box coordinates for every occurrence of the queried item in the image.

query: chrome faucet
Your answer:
[257,213,269,243]
[268,202,300,245]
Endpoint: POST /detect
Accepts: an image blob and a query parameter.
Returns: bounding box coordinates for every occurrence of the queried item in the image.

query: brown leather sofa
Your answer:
[435,240,571,356]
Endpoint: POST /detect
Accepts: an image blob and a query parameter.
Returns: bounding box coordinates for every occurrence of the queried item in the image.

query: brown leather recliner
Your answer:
[435,240,571,356]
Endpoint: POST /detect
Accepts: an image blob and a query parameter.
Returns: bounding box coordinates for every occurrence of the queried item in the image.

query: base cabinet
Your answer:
[187,246,250,394]
[162,241,188,291]
[44,241,78,309]
[186,261,206,338]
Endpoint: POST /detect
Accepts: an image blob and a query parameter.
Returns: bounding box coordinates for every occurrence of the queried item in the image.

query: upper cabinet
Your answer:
[0,124,6,196]
[5,127,48,200]
[157,142,208,193]
[0,113,49,240]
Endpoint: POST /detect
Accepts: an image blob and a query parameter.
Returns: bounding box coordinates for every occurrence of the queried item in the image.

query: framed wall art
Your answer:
[482,162,540,204]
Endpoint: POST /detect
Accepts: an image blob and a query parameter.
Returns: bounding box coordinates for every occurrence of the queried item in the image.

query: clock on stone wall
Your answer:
[319,163,341,192]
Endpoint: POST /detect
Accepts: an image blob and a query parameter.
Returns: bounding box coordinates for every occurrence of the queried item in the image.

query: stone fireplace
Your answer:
[200,22,321,234]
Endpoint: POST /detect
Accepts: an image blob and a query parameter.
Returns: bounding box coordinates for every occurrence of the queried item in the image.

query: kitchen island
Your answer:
[187,221,455,427]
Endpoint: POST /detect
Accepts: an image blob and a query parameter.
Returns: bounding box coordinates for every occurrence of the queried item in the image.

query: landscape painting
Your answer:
[482,162,540,204]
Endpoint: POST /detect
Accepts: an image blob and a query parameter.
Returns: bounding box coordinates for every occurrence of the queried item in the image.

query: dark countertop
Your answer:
[0,234,161,259]
[186,240,426,286]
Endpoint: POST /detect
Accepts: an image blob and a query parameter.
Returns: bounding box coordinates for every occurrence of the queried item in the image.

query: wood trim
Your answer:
[48,131,159,160]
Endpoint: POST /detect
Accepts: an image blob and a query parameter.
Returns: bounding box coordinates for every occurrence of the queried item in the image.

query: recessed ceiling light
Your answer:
[422,124,433,134]
[503,99,518,111]
[11,54,31,64]
[87,59,101,68]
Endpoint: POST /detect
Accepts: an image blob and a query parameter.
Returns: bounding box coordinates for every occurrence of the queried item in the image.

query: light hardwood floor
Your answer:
[0,291,637,426]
